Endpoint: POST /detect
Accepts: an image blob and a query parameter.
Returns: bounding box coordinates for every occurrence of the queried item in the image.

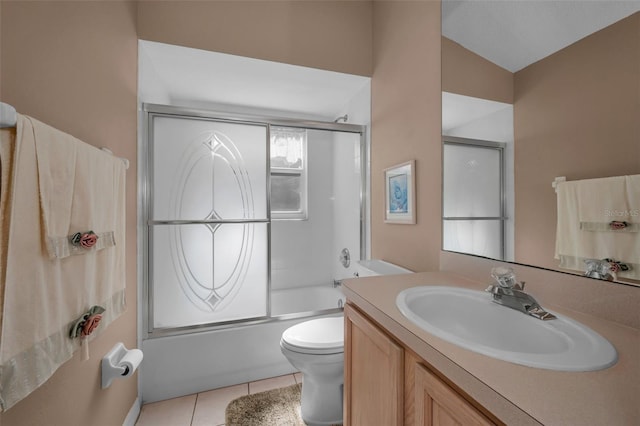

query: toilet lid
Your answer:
[281,317,344,355]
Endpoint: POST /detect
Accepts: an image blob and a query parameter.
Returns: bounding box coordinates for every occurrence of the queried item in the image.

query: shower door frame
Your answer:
[140,103,368,338]
[441,136,507,260]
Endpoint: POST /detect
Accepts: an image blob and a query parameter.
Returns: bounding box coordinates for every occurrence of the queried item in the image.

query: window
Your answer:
[270,127,307,219]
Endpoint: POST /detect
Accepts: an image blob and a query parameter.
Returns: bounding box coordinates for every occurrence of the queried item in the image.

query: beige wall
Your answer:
[137,0,373,77]
[0,1,138,425]
[514,12,640,271]
[442,36,513,104]
[371,1,441,272]
[0,0,446,423]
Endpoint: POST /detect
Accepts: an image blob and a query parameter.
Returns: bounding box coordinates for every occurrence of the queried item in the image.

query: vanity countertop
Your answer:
[342,271,640,426]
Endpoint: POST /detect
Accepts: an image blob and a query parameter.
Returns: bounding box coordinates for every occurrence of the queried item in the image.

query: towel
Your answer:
[0,127,17,342]
[31,117,117,259]
[555,175,640,279]
[0,115,126,411]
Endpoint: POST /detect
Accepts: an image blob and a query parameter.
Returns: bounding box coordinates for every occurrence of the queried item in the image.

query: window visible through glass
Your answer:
[270,127,307,219]
[271,128,304,169]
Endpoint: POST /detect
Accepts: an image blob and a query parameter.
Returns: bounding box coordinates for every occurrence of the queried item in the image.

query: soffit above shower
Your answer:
[138,40,370,120]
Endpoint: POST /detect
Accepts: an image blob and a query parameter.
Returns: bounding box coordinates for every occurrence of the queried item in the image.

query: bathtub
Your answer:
[140,260,411,403]
[271,285,345,316]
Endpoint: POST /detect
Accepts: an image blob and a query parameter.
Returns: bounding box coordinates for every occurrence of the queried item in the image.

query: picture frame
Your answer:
[384,160,416,224]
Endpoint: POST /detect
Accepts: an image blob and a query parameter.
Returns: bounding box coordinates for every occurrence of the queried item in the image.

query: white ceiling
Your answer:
[442,0,640,72]
[139,40,370,120]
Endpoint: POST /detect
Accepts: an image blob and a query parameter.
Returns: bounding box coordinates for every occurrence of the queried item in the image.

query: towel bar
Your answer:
[552,176,566,192]
[0,102,17,128]
[100,147,130,170]
[0,102,129,169]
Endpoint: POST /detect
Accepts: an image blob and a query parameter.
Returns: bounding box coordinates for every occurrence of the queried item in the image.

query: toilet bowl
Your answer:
[280,316,344,426]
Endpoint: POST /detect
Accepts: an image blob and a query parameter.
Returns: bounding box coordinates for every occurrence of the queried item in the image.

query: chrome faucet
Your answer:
[485,267,556,321]
[584,258,622,281]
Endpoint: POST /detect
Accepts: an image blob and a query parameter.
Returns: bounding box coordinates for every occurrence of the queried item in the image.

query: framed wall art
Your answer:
[384,160,416,224]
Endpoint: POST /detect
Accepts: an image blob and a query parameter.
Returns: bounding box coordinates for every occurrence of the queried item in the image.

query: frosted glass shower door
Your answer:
[148,115,268,329]
[443,142,505,259]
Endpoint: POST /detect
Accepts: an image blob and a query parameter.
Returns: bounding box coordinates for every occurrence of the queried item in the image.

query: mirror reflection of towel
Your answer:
[555,175,640,279]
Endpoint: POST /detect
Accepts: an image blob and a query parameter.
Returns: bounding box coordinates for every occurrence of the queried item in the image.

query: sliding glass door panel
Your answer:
[151,223,268,329]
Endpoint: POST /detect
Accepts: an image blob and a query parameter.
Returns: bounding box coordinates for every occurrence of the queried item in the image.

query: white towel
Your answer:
[0,115,126,411]
[31,117,117,259]
[555,175,640,279]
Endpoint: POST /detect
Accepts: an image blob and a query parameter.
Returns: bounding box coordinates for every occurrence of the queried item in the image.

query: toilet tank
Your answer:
[355,259,413,277]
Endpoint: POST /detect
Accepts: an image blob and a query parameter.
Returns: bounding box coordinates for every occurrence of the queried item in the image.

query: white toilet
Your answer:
[280,316,344,426]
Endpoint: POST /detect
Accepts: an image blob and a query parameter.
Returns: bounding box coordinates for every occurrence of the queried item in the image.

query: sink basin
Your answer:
[396,286,617,371]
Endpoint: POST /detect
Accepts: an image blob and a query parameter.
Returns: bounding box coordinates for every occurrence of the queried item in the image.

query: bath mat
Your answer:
[225,383,305,425]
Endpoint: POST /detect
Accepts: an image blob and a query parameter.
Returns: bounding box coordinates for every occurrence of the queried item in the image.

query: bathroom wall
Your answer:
[0,0,446,422]
[0,1,138,425]
[370,0,442,272]
[137,0,373,77]
[137,0,446,273]
[442,36,514,104]
[514,12,640,271]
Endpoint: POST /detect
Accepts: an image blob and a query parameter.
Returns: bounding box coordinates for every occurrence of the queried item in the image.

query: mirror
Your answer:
[441,1,640,285]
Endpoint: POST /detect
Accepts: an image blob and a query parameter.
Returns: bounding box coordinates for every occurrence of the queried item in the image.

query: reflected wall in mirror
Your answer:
[442,1,640,285]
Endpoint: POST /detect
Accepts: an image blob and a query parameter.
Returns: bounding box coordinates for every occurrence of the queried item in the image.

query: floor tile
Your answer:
[191,383,248,426]
[135,394,197,426]
[248,374,297,394]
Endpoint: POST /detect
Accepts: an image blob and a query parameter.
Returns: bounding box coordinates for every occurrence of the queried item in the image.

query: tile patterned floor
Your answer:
[135,373,302,426]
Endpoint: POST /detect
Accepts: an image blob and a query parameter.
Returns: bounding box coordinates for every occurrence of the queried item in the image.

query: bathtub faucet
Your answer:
[333,279,342,288]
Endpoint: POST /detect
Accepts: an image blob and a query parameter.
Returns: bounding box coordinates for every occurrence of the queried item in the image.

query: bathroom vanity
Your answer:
[342,272,640,425]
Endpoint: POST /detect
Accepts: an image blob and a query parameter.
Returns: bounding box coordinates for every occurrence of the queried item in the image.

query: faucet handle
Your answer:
[491,266,517,288]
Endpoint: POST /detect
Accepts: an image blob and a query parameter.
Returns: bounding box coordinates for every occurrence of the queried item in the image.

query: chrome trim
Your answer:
[149,219,270,225]
[360,127,369,260]
[147,307,344,339]
[443,135,506,149]
[144,103,365,134]
[443,217,508,221]
[266,125,272,319]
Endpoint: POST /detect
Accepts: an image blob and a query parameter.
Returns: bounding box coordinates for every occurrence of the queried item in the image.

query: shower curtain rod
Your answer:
[0,101,129,169]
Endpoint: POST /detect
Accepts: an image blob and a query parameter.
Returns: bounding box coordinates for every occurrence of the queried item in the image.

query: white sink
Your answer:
[396,286,617,371]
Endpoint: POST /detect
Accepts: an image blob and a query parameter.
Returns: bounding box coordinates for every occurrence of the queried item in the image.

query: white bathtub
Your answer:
[141,260,411,403]
[271,285,345,316]
[141,284,344,403]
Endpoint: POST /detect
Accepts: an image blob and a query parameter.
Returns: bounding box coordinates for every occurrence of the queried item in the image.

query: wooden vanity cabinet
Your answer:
[344,303,497,426]
[410,354,495,426]
[344,303,404,426]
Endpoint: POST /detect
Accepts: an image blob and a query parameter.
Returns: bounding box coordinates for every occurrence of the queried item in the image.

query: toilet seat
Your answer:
[281,317,344,355]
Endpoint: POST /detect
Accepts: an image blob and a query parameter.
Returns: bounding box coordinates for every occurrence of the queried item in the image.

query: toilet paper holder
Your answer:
[101,342,143,389]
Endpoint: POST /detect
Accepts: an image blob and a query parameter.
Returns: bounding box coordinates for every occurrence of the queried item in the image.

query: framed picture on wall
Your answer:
[384,160,416,224]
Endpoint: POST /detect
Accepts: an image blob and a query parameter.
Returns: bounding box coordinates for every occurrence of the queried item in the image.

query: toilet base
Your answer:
[299,376,343,426]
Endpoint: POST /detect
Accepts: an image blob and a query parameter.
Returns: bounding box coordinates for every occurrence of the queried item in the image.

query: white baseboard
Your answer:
[123,397,141,426]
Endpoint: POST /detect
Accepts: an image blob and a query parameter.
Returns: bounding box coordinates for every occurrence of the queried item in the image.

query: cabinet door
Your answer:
[414,363,495,426]
[344,303,403,426]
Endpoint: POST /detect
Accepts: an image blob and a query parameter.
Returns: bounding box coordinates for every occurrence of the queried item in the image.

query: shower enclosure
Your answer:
[141,103,366,336]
